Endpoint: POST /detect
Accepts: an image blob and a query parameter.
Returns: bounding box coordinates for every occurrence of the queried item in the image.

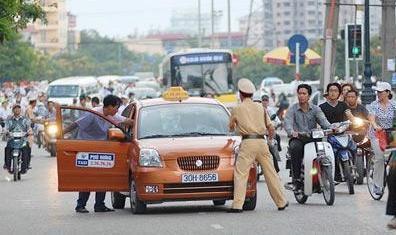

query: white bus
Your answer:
[47,76,99,105]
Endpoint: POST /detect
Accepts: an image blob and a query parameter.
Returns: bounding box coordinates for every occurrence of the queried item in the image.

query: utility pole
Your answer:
[198,0,202,47]
[227,0,231,48]
[320,0,340,92]
[262,0,266,50]
[245,0,254,47]
[381,0,396,83]
[211,0,215,48]
[361,0,376,105]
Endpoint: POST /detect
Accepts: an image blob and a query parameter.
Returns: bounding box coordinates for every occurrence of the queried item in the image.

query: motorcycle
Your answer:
[7,131,28,181]
[355,136,370,185]
[285,128,336,206]
[44,121,58,157]
[34,116,45,148]
[328,118,366,194]
[327,121,356,194]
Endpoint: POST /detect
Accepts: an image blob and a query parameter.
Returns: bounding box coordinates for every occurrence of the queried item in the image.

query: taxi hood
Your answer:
[137,136,240,160]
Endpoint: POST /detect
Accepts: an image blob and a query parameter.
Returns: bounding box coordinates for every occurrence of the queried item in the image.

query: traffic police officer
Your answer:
[228,78,288,213]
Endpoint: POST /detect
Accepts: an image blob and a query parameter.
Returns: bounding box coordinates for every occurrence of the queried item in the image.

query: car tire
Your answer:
[130,179,146,214]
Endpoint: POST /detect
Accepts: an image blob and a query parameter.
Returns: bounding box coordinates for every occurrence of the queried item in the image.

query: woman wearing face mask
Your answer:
[367,81,396,229]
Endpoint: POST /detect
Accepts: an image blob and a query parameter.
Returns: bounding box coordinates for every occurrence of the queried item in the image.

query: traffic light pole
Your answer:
[361,0,376,105]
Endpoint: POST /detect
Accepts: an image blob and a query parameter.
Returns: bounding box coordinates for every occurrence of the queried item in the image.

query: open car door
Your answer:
[55,106,130,192]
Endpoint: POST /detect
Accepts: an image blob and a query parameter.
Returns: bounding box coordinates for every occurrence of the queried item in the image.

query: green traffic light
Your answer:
[352,47,360,55]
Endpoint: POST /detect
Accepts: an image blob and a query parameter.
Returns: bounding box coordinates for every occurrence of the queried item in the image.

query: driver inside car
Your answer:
[284,84,331,191]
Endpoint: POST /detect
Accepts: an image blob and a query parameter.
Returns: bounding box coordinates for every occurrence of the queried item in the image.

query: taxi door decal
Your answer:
[55,106,130,192]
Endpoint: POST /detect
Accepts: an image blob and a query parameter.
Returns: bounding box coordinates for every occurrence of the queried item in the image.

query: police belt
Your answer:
[241,134,266,140]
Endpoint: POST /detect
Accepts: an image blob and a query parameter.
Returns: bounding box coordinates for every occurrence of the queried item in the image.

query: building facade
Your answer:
[23,0,71,55]
[168,9,222,36]
[239,0,323,50]
[240,0,383,51]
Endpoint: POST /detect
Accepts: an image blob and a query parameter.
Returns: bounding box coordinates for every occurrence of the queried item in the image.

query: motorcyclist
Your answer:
[261,95,282,151]
[3,104,32,174]
[284,84,331,190]
[46,101,56,121]
[345,89,369,120]
[0,100,11,130]
[276,92,289,120]
[345,89,369,142]
[320,83,355,182]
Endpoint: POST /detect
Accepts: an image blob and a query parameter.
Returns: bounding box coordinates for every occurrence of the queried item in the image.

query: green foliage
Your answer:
[0,0,46,43]
[0,41,48,81]
[51,30,163,78]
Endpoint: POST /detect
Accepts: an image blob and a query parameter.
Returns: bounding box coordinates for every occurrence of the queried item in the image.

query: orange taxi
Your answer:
[55,87,257,214]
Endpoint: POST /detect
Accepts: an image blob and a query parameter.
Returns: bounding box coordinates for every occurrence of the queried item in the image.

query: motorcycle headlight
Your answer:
[12,150,19,157]
[46,124,58,136]
[353,117,364,127]
[312,130,324,139]
[139,148,162,167]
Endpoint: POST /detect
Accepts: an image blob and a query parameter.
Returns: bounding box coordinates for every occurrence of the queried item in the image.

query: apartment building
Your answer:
[24,0,68,55]
[240,0,383,51]
[239,0,323,50]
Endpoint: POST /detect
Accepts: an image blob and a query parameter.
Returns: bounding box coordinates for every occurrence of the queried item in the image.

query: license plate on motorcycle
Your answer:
[181,173,218,183]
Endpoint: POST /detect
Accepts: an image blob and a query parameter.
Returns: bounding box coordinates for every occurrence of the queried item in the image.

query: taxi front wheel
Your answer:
[111,192,126,209]
[130,179,147,214]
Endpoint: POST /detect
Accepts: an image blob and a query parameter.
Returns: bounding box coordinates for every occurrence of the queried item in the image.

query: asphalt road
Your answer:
[0,139,394,235]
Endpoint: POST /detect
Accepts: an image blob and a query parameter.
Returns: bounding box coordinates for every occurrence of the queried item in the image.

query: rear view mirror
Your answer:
[108,128,126,141]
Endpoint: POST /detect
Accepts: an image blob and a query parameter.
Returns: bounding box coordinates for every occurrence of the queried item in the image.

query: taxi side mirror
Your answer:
[108,128,126,141]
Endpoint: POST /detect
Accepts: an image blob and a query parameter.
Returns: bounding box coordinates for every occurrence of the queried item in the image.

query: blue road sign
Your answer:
[288,34,309,55]
[290,55,305,64]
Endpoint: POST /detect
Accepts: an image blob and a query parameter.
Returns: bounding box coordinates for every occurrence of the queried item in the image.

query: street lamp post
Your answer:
[361,0,376,105]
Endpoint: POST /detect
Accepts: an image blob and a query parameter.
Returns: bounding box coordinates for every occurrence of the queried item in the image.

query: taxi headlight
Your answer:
[46,124,58,136]
[139,149,162,167]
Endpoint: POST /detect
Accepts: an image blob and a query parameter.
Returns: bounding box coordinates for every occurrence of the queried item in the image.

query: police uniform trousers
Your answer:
[232,139,287,209]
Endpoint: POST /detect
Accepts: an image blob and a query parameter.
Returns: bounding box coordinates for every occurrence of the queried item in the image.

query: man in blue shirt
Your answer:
[65,95,133,213]
[284,84,331,190]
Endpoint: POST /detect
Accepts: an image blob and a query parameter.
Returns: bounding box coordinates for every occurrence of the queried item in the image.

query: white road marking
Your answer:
[211,224,224,230]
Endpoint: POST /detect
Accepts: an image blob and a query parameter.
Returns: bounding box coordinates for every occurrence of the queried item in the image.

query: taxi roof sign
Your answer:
[162,86,189,101]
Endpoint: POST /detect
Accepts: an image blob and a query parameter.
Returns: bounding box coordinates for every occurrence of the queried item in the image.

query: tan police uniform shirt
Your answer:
[229,98,273,135]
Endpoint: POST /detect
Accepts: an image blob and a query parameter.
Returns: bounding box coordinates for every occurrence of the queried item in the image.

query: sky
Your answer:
[67,0,253,38]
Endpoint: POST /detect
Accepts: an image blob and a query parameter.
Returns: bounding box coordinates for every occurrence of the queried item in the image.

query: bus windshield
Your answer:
[175,62,233,96]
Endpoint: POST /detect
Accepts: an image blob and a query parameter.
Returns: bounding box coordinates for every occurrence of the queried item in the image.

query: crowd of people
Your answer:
[0,81,136,175]
[253,80,396,229]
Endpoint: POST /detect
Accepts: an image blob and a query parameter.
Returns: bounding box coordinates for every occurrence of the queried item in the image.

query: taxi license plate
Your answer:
[181,173,218,183]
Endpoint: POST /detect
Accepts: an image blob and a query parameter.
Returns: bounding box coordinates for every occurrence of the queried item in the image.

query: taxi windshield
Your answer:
[138,103,230,139]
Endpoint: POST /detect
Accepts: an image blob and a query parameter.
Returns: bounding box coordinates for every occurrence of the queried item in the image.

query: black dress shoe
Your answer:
[278,202,289,211]
[75,207,89,213]
[94,206,115,212]
[227,208,243,213]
